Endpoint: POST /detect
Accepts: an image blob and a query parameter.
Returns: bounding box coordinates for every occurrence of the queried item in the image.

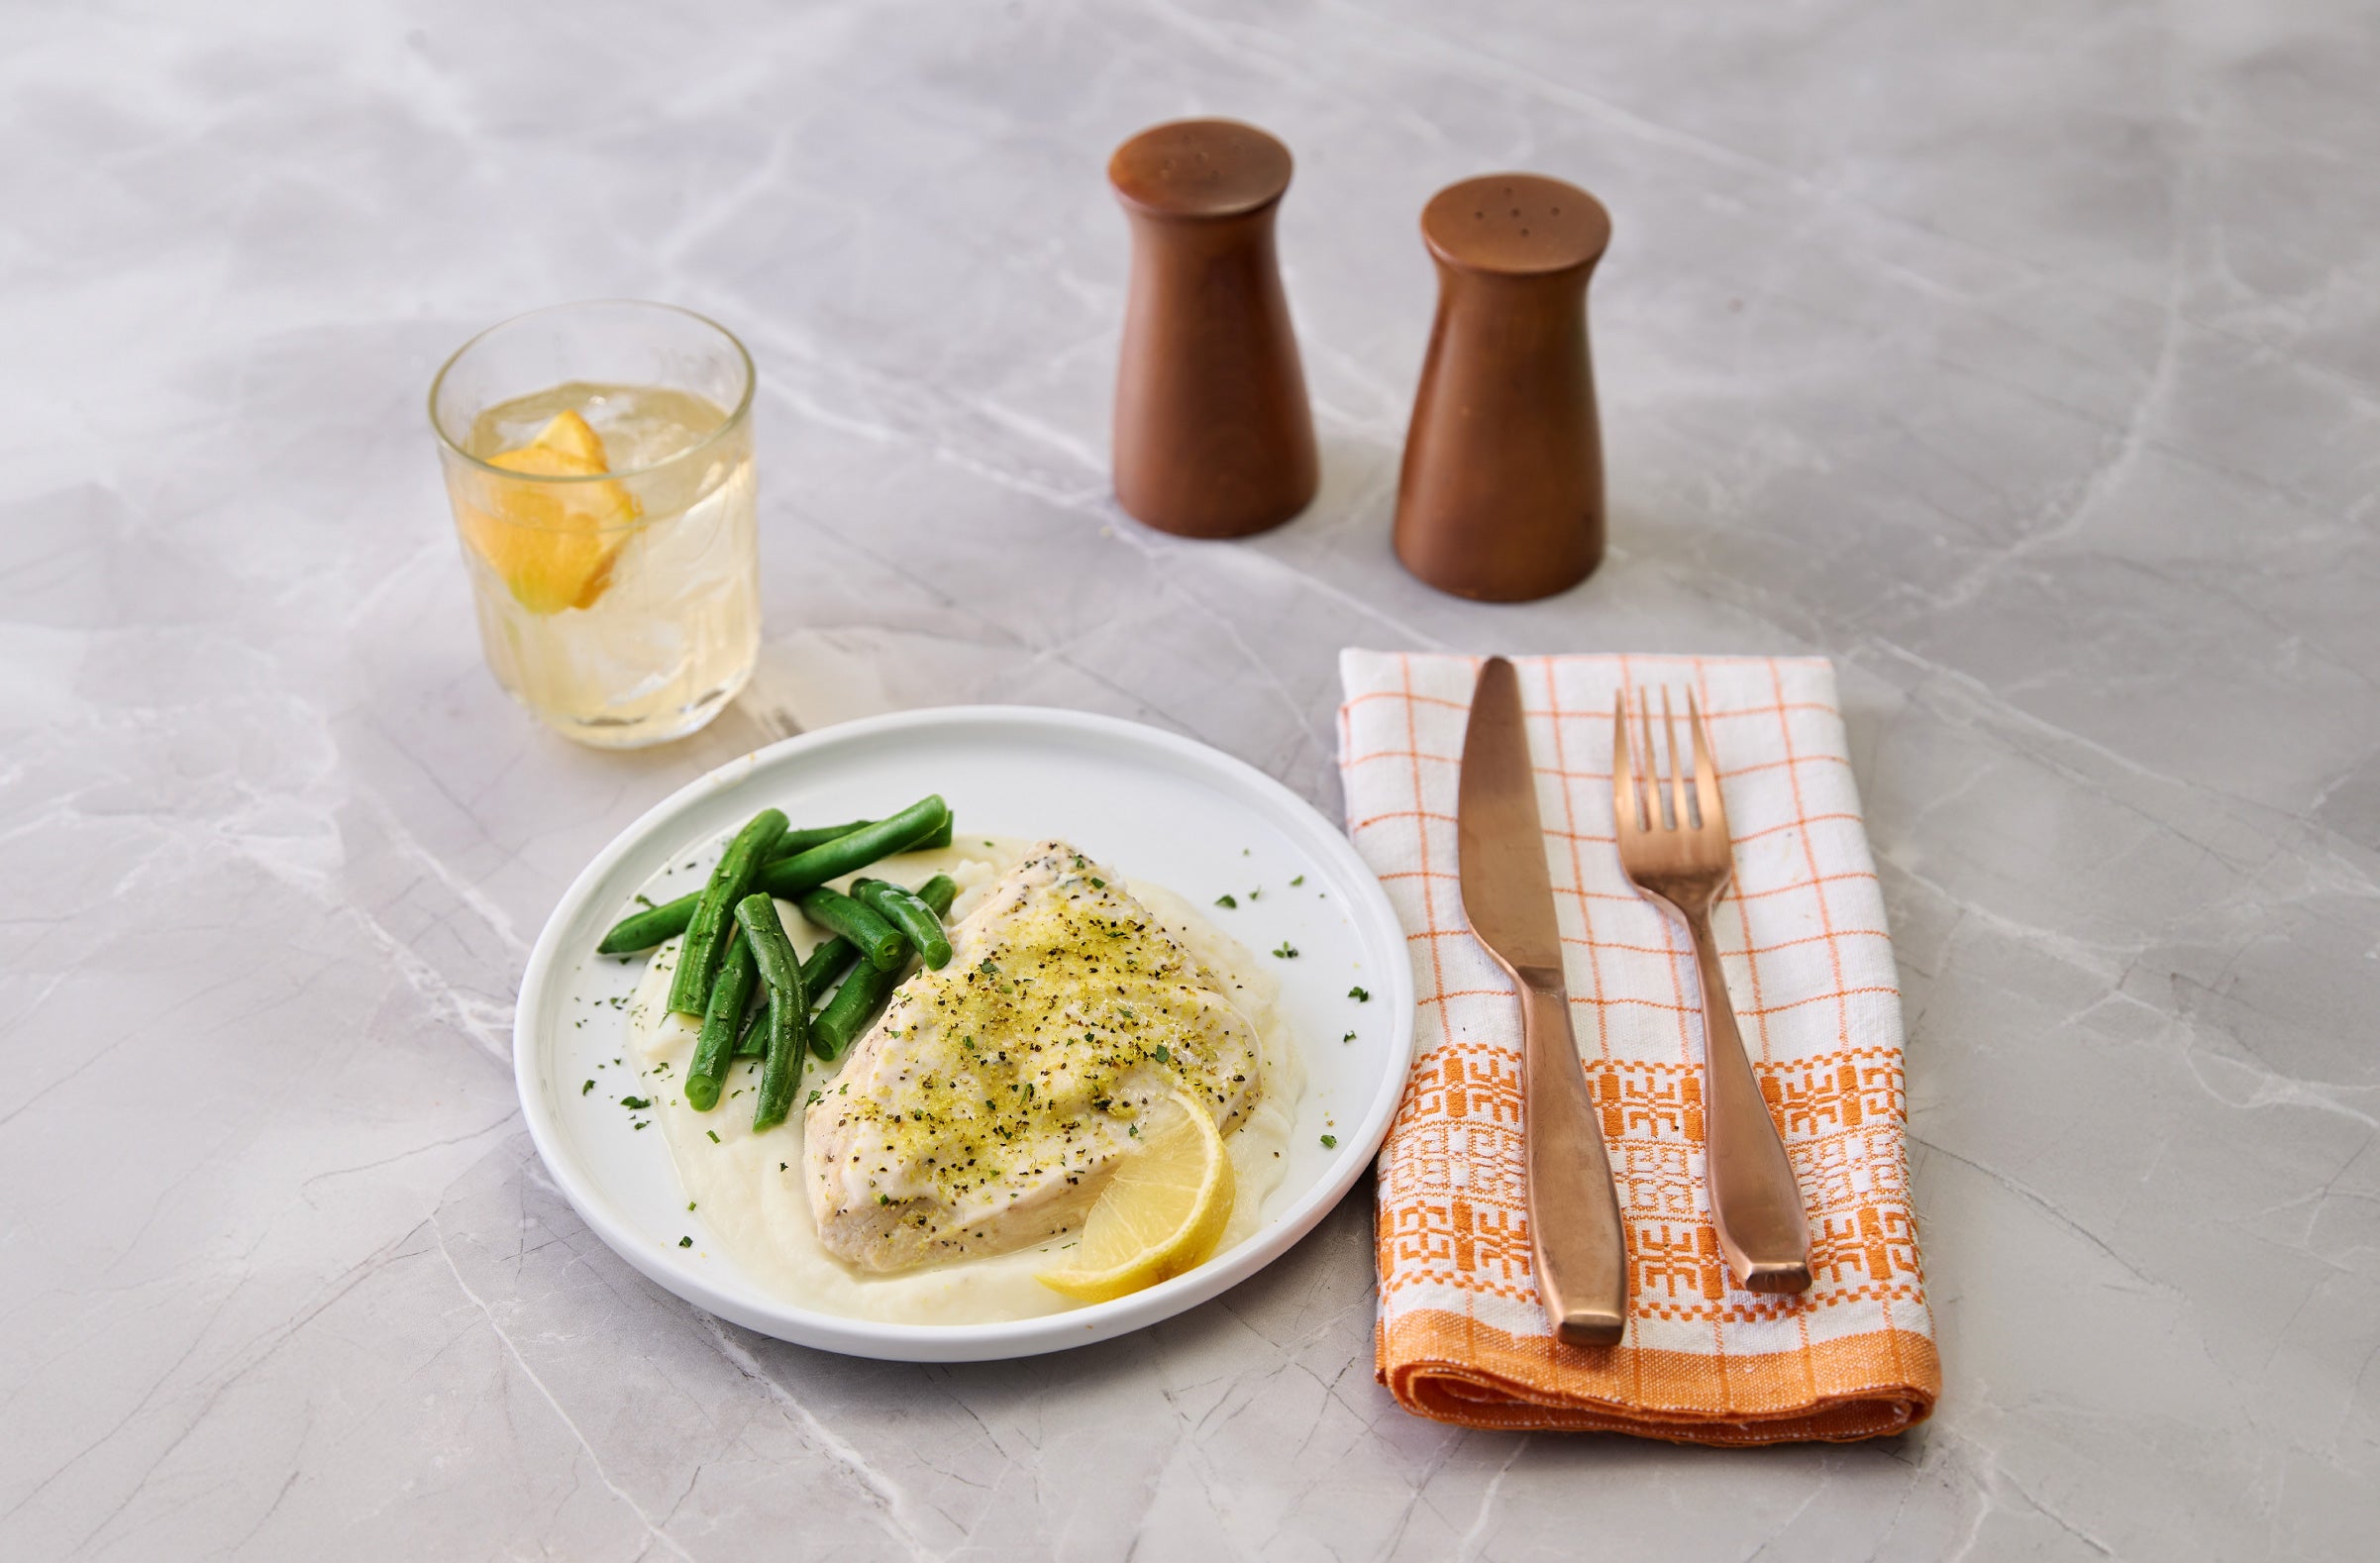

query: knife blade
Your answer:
[1458,660,1565,978]
[1456,657,1629,1347]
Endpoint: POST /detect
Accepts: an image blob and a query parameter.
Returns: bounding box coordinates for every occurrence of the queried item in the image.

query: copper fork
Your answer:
[1612,686,1812,1294]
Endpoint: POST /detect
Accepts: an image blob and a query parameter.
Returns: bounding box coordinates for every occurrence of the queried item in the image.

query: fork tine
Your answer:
[1636,685,1670,829]
[1687,688,1723,834]
[1660,687,1692,830]
[1612,685,1641,834]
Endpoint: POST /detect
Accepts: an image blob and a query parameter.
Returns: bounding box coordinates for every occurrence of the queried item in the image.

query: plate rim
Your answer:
[513,703,1415,1361]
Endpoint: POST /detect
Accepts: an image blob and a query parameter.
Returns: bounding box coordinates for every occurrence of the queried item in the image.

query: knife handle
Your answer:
[1517,976,1629,1346]
[1679,904,1813,1294]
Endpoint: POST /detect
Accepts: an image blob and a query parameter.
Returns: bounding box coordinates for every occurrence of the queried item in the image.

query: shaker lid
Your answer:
[1109,119,1293,219]
[1422,174,1610,275]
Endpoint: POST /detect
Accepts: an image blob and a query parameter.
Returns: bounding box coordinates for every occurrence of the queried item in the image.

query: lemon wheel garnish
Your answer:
[1038,1090,1235,1303]
[456,410,637,614]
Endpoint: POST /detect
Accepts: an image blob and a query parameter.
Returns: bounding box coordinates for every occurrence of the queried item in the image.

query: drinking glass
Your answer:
[430,301,759,749]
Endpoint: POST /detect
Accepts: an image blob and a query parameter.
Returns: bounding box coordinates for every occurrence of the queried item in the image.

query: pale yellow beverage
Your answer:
[431,303,759,749]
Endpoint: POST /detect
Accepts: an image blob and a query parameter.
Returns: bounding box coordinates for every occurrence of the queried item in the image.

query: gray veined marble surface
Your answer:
[3,0,2376,1557]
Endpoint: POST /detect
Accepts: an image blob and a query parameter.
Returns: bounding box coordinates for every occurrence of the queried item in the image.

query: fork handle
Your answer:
[1515,973,1630,1346]
[1678,903,1813,1294]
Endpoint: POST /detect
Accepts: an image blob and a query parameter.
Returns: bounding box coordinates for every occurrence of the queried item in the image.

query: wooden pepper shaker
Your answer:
[1108,118,1318,539]
[1395,174,1612,600]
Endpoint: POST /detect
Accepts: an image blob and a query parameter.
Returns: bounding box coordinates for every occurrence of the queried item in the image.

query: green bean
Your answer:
[732,893,807,1004]
[851,878,954,969]
[795,886,904,972]
[733,894,812,1133]
[596,896,697,957]
[800,934,859,996]
[596,816,883,955]
[776,818,876,855]
[811,875,957,1060]
[734,935,856,1058]
[734,1005,766,1059]
[751,795,948,900]
[665,809,786,1015]
[685,930,757,1111]
[751,986,808,1133]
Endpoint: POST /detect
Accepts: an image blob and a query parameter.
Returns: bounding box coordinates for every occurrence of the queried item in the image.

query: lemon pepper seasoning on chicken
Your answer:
[804,841,1262,1272]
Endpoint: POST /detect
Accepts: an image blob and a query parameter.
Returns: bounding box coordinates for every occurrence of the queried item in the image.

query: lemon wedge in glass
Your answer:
[458,411,637,615]
[525,407,607,467]
[1037,1090,1235,1303]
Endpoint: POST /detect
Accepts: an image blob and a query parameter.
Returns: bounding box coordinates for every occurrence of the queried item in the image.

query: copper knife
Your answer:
[1457,657,1629,1347]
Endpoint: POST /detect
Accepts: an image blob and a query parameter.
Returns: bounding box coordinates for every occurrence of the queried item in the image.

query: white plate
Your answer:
[514,706,1414,1361]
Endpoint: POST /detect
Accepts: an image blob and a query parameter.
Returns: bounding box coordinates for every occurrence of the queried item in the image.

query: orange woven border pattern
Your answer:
[1381,1309,1940,1442]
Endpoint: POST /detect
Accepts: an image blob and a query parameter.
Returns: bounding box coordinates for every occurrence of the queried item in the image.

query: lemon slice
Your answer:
[1038,1090,1235,1302]
[455,414,637,614]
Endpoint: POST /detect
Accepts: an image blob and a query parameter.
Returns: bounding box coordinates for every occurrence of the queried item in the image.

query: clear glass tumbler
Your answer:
[430,301,760,749]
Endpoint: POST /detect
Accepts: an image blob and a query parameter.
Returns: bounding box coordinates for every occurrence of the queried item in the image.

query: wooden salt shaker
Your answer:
[1395,174,1612,600]
[1108,119,1317,538]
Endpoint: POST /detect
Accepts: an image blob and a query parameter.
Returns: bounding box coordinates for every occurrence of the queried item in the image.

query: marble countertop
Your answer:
[6,0,2375,1557]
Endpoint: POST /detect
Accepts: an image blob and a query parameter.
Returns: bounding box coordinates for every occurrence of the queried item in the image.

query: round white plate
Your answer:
[515,705,1414,1361]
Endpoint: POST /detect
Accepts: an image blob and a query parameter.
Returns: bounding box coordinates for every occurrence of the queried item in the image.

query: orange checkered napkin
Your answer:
[1338,651,1938,1443]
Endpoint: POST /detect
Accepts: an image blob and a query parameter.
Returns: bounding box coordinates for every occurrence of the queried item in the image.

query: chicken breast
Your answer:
[804,840,1263,1273]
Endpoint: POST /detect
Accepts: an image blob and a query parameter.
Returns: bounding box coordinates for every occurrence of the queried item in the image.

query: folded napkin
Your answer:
[1339,651,1939,1443]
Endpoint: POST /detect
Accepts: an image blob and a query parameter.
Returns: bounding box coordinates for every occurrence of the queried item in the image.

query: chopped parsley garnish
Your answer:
[1291,875,1304,886]
[678,1236,692,1248]
[1249,886,1263,900]
[1321,1135,1338,1149]
[878,1193,891,1205]
[806,1091,822,1106]
[1343,1030,1357,1043]
[706,1129,720,1143]
[1214,893,1237,909]
[1349,986,1371,1002]
[620,1095,652,1109]
[686,1201,696,1210]
[1272,942,1298,959]
[1149,1043,1172,1063]
[1088,878,1105,888]
[581,1080,594,1095]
